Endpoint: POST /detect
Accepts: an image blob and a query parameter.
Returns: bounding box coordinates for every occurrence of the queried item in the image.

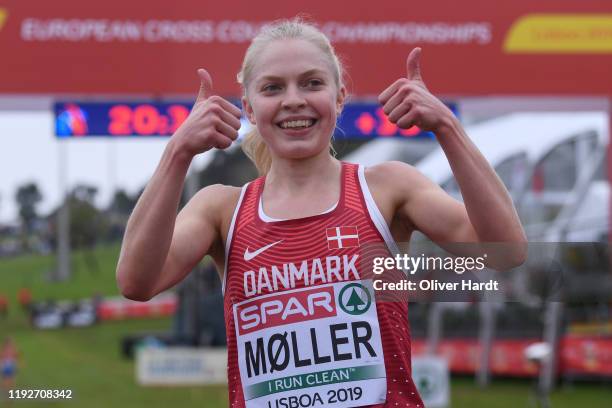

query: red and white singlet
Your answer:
[223,162,424,408]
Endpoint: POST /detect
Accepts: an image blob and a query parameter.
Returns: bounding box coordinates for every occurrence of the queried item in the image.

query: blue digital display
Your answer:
[54,101,457,139]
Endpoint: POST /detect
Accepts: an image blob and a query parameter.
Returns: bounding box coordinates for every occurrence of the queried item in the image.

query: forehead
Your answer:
[250,39,334,83]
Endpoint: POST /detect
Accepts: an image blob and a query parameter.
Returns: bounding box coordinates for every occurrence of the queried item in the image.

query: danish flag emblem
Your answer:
[326,226,360,250]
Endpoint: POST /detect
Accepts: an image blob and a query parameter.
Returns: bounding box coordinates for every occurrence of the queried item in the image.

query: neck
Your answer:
[266,150,340,193]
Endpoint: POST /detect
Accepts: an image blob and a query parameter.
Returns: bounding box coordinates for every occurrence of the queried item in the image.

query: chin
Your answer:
[282,147,320,160]
[275,141,329,160]
[272,140,329,160]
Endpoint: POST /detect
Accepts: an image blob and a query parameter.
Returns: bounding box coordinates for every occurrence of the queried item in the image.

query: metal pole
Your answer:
[55,140,71,281]
[185,163,200,200]
[426,302,443,355]
[477,298,495,387]
[539,301,563,397]
[608,97,612,279]
[107,139,117,210]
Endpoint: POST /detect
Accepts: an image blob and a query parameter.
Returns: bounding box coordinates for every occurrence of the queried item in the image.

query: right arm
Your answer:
[115,69,242,301]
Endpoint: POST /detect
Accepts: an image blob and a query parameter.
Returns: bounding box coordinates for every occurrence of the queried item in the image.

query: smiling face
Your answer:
[242,39,346,161]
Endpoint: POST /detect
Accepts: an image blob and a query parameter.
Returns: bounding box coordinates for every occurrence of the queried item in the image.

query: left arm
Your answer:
[434,115,526,245]
[378,48,527,268]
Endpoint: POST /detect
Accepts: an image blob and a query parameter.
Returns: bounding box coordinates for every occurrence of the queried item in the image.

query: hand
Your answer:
[378,48,454,133]
[173,68,242,156]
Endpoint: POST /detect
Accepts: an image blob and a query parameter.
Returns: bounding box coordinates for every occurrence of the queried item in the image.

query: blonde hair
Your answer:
[237,17,345,175]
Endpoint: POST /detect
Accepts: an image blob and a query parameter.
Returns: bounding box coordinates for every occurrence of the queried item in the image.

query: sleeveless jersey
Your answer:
[223,162,424,408]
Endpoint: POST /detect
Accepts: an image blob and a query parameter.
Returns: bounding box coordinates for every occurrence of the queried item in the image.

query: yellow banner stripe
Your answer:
[504,14,612,53]
[0,9,7,32]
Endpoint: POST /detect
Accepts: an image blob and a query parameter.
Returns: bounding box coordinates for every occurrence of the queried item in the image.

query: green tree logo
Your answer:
[339,283,372,315]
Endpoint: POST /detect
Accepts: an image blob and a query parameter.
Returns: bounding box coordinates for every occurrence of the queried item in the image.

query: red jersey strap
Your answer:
[237,162,360,229]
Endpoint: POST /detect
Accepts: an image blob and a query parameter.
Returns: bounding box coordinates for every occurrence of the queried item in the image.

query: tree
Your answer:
[68,184,108,275]
[69,184,106,249]
[109,189,136,215]
[15,182,42,230]
[15,182,42,251]
[72,185,97,204]
[105,189,137,242]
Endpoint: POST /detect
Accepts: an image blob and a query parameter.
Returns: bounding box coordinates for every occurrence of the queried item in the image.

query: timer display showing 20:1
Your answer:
[55,101,448,138]
[108,104,190,136]
[107,104,431,138]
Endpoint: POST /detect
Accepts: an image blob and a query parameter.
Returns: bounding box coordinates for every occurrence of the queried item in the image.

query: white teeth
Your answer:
[280,119,314,129]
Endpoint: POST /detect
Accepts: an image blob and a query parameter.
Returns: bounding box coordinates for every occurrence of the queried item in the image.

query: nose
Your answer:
[281,84,306,110]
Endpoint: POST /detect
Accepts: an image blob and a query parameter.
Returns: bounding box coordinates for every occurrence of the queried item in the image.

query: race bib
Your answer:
[233,279,387,408]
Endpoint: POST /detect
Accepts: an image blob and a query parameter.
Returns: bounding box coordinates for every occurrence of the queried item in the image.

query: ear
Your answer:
[336,85,347,116]
[242,95,257,125]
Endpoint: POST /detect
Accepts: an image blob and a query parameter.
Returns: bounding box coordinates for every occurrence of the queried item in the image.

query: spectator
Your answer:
[17,288,32,311]
[0,294,7,318]
[1,337,20,404]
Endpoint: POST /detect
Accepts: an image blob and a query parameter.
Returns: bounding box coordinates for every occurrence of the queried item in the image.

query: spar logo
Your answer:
[0,9,8,32]
[338,283,371,315]
[236,286,337,335]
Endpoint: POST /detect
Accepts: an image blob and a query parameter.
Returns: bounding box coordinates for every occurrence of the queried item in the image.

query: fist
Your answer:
[174,68,242,156]
[378,48,454,133]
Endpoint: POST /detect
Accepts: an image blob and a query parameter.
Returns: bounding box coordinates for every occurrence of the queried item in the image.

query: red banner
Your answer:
[0,0,611,96]
[96,295,177,320]
[561,336,612,376]
[413,336,612,378]
[412,339,540,377]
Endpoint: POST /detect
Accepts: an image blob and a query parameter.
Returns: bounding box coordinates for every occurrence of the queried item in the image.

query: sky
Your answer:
[0,109,218,224]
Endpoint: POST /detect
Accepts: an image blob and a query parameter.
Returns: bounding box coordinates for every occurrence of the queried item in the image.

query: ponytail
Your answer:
[241,128,272,176]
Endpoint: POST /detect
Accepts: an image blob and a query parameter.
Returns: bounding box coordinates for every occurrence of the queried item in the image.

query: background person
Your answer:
[1,337,19,403]
[17,287,32,312]
[0,293,8,318]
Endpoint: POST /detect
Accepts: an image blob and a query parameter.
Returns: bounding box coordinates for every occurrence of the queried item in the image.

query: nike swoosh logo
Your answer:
[244,240,283,261]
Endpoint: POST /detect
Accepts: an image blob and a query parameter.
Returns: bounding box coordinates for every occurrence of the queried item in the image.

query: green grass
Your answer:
[1,245,227,407]
[451,376,612,407]
[1,247,612,407]
[2,312,228,408]
[0,243,124,310]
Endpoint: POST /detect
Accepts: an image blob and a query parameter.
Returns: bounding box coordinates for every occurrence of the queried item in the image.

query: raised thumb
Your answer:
[406,47,423,82]
[195,68,214,103]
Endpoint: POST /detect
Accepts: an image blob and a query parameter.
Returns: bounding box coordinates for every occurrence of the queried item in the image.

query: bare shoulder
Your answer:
[364,160,432,199]
[364,160,419,180]
[187,184,242,228]
[361,161,447,235]
[190,184,241,210]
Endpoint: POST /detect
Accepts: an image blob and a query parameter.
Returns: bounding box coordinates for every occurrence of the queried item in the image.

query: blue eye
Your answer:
[262,84,281,92]
[306,79,323,87]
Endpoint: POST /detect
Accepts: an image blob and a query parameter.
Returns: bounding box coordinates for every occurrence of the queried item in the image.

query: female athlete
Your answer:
[116,18,526,408]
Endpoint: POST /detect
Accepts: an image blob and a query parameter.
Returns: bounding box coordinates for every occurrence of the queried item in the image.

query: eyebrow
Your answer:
[256,69,327,84]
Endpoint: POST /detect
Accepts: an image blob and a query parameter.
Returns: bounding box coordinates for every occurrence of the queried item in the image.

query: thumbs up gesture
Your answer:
[378,48,454,133]
[173,68,242,157]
